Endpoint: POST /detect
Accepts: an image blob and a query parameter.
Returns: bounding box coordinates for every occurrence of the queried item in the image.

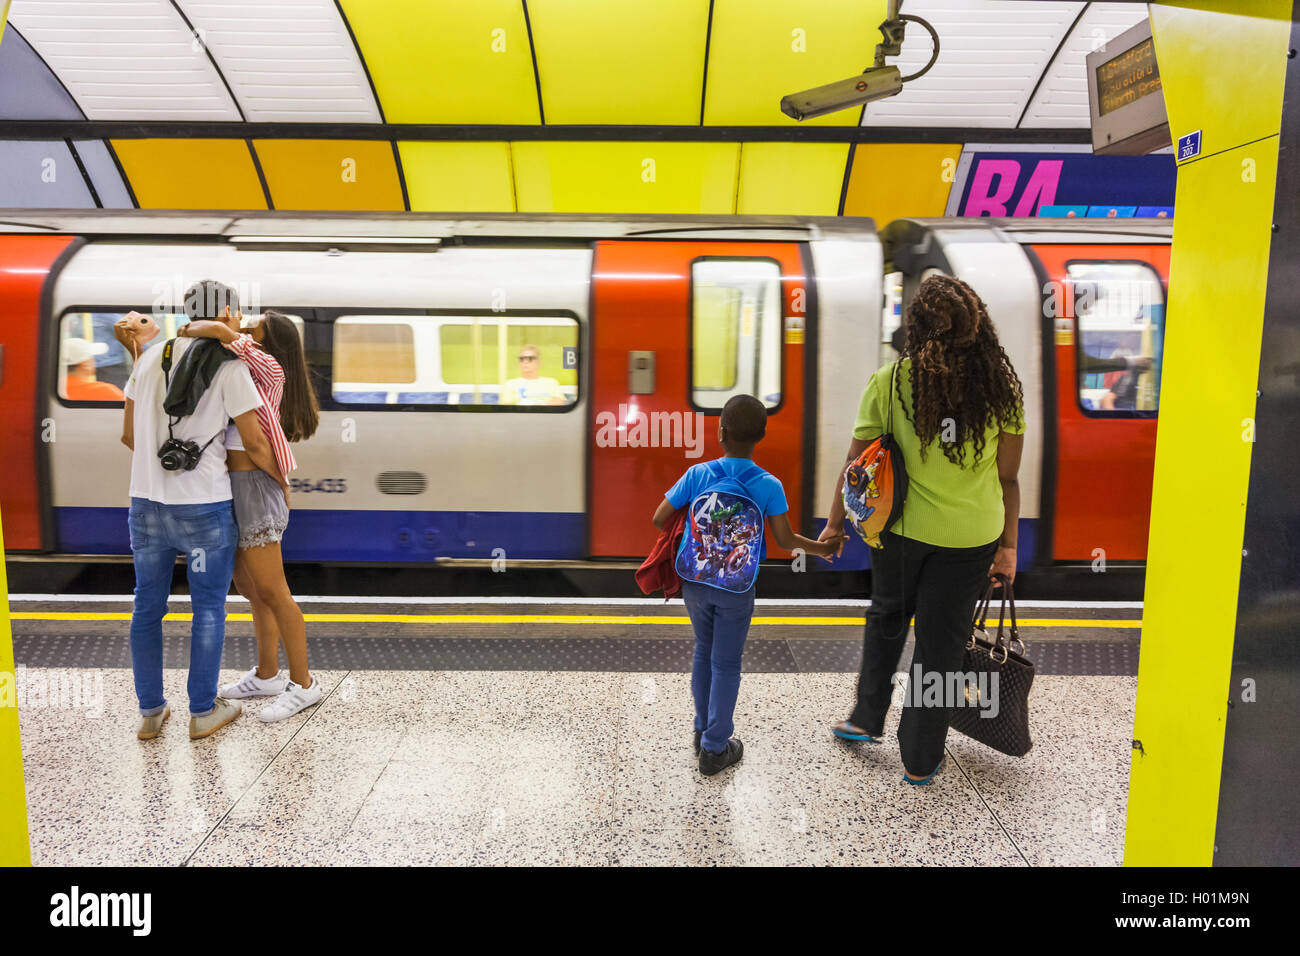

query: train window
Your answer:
[690,259,783,411]
[1069,261,1165,417]
[57,310,189,403]
[438,319,578,407]
[58,310,304,405]
[332,320,416,399]
[331,313,579,408]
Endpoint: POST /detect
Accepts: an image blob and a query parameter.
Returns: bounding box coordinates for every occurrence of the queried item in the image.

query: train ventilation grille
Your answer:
[376,471,428,495]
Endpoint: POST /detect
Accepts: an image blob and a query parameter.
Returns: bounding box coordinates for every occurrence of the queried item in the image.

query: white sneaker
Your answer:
[220,667,287,699]
[258,678,323,722]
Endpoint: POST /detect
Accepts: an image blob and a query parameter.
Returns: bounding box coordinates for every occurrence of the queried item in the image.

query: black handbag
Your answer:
[948,574,1035,757]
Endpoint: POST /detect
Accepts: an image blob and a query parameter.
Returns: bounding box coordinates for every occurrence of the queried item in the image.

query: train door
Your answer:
[1031,243,1170,561]
[588,241,807,558]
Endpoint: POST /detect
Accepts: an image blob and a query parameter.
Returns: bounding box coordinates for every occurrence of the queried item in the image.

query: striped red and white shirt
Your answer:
[225,333,296,478]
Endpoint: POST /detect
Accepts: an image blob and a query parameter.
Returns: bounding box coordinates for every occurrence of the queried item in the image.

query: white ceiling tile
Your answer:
[8,0,242,120]
[177,0,381,122]
[1021,2,1151,128]
[861,0,1086,128]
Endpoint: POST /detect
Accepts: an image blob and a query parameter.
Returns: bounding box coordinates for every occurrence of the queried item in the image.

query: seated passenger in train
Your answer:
[61,336,124,402]
[502,344,565,405]
[652,395,843,777]
[119,280,278,742]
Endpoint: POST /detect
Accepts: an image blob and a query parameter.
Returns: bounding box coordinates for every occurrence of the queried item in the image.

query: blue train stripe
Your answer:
[53,508,1036,567]
[54,507,586,561]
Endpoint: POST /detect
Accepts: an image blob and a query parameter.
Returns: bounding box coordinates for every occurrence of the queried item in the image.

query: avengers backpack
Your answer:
[843,362,910,549]
[674,460,765,593]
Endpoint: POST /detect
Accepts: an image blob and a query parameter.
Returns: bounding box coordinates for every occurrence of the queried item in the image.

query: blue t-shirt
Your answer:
[666,457,788,560]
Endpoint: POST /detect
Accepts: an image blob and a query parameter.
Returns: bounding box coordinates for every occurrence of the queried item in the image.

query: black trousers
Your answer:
[850,531,999,776]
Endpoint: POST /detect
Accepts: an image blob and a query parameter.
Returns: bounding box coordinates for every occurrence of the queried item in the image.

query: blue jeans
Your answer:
[681,580,756,755]
[128,498,238,717]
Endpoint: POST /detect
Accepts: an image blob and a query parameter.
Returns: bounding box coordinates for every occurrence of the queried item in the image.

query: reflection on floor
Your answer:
[18,669,1135,866]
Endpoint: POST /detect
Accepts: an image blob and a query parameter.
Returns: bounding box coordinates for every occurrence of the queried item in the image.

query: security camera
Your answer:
[779,2,939,122]
[779,66,903,121]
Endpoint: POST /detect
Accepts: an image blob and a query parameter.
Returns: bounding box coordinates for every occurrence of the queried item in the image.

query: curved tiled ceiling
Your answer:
[527,0,711,126]
[8,0,242,120]
[3,0,1152,128]
[702,0,880,126]
[177,0,382,122]
[1022,1,1150,127]
[861,0,1088,127]
[337,0,541,125]
[0,1,1161,213]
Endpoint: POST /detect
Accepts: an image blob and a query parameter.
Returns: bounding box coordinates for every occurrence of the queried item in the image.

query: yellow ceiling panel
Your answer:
[705,0,886,126]
[526,0,710,124]
[111,139,266,209]
[737,142,849,215]
[338,0,540,124]
[399,142,516,212]
[513,142,738,213]
[253,140,404,211]
[842,142,962,224]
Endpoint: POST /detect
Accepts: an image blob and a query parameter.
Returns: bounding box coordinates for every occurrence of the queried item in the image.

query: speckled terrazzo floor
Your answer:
[16,667,1137,866]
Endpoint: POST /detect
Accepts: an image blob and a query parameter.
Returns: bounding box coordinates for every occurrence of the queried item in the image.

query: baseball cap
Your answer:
[61,338,109,367]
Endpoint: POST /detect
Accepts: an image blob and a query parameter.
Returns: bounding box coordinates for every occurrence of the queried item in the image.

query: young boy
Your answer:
[653,395,844,775]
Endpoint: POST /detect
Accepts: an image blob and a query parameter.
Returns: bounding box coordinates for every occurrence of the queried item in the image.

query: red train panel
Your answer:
[1032,242,1171,561]
[588,240,806,558]
[0,235,76,551]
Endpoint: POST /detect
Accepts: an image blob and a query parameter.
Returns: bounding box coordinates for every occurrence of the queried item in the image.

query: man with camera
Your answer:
[119,281,278,741]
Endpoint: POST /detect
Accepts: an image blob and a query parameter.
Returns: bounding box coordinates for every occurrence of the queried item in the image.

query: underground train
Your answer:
[0,212,1170,570]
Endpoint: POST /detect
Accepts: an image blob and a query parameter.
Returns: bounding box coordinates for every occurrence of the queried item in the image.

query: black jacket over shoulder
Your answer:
[162,337,239,419]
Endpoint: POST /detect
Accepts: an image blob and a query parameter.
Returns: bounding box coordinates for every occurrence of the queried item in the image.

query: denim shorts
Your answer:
[229,469,288,549]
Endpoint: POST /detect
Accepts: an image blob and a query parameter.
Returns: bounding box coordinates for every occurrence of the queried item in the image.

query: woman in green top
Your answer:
[819,274,1025,785]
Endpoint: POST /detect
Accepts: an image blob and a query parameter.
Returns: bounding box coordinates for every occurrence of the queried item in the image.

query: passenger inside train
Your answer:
[60,336,122,403]
[503,344,567,406]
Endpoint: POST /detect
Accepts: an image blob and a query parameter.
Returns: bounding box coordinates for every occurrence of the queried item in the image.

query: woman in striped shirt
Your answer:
[177,310,323,722]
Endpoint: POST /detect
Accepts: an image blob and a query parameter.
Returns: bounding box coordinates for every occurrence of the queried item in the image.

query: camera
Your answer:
[779,5,940,122]
[779,66,903,121]
[158,437,204,472]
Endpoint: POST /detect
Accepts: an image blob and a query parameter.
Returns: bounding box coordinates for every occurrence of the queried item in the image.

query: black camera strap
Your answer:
[161,338,179,441]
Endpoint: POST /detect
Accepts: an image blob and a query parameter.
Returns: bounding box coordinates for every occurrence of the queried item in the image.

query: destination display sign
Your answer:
[1096,37,1162,117]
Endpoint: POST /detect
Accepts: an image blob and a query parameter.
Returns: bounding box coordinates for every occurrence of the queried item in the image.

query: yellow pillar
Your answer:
[0,0,28,868]
[0,508,30,866]
[1126,0,1292,865]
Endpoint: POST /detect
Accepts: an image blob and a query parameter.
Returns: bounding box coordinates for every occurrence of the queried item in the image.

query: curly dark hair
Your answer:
[895,274,1024,467]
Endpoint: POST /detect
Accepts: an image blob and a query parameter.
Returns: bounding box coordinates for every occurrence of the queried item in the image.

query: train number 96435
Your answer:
[289,477,348,494]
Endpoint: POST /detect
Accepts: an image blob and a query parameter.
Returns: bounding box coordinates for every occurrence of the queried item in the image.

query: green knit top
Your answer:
[852,359,1024,548]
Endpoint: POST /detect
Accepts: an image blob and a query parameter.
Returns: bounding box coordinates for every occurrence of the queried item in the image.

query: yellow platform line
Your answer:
[10,611,1141,628]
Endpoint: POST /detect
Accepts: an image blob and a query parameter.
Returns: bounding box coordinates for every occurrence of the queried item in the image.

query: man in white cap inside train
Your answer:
[62,336,124,402]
